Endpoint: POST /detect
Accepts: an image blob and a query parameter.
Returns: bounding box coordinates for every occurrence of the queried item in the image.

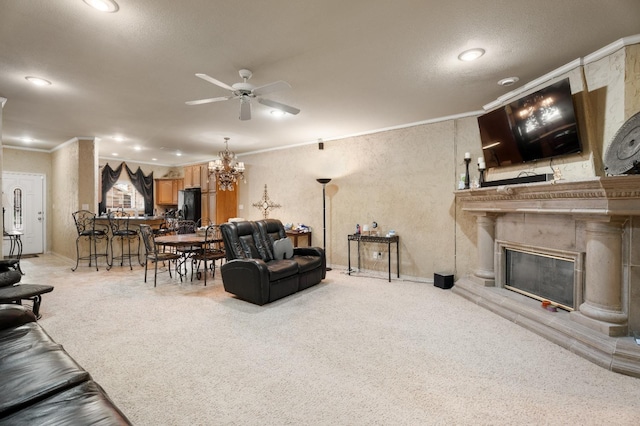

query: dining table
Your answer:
[154,233,224,280]
[154,233,208,247]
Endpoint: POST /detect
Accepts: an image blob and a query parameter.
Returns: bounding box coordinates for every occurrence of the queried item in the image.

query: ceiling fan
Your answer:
[185,69,300,121]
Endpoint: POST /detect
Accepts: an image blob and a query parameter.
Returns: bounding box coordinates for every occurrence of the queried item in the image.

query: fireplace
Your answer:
[497,241,584,311]
[454,176,640,377]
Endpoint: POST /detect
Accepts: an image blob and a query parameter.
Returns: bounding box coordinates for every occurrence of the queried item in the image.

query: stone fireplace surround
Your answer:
[454,176,640,377]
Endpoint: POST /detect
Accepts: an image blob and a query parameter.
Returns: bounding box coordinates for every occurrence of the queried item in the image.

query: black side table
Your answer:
[348,234,400,282]
[3,231,24,274]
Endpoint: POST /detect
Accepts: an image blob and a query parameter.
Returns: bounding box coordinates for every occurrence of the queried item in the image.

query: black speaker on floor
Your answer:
[434,273,454,289]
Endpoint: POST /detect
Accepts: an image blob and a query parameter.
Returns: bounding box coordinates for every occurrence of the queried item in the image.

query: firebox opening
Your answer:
[504,248,576,311]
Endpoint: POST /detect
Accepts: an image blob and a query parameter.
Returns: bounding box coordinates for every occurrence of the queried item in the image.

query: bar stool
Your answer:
[71,210,110,271]
[107,211,140,270]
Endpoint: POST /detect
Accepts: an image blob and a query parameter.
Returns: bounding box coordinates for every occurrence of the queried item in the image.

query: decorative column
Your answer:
[572,218,628,336]
[473,213,497,286]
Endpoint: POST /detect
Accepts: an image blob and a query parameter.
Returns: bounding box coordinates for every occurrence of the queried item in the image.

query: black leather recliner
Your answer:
[220,219,325,305]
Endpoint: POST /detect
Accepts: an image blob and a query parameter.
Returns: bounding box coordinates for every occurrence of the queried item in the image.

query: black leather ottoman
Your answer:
[0,283,54,319]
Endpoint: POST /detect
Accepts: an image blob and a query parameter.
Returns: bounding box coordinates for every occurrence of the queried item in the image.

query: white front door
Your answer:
[2,172,45,255]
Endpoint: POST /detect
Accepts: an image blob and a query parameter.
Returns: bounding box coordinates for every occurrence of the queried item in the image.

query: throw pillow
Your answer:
[273,237,294,260]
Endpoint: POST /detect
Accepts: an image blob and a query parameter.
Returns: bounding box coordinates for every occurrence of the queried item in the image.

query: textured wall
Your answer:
[626,44,640,119]
[2,148,53,252]
[585,46,626,168]
[239,119,481,280]
[51,140,82,261]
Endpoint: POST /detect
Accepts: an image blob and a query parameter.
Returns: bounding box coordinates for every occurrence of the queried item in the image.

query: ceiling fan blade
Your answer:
[252,80,291,96]
[239,98,251,121]
[195,73,235,91]
[185,96,234,106]
[258,98,300,115]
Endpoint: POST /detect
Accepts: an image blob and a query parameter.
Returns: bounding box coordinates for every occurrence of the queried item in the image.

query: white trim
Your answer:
[483,34,640,111]
[483,59,582,111]
[583,34,640,65]
[2,145,51,154]
[98,155,174,167]
[239,110,485,157]
[51,137,80,152]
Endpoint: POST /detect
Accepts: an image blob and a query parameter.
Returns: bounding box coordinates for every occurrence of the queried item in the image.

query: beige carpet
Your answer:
[18,254,640,425]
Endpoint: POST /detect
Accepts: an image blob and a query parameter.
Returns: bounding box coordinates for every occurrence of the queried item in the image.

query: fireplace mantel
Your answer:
[456,176,640,216]
[454,176,640,378]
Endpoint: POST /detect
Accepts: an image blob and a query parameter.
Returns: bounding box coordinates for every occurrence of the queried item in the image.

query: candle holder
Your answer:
[478,167,485,186]
[464,158,471,189]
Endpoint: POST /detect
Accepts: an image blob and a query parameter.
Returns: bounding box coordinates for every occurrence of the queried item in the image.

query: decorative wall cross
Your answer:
[252,184,281,218]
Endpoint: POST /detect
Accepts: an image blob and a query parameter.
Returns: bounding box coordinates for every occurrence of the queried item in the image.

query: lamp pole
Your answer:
[316,178,331,271]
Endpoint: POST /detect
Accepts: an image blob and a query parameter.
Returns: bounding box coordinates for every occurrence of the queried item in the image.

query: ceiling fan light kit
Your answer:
[186,69,300,120]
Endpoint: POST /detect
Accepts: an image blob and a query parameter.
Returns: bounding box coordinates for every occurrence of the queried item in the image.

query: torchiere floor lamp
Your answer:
[316,178,332,271]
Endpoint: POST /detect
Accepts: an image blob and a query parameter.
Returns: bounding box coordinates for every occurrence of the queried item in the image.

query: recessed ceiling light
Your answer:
[113,135,125,142]
[270,110,285,117]
[176,152,182,157]
[25,76,52,86]
[134,146,141,151]
[458,48,485,62]
[83,0,119,12]
[20,137,34,143]
[112,153,119,156]
[152,158,157,161]
[498,77,520,87]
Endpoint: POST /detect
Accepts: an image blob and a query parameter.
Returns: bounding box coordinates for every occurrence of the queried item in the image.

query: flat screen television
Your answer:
[478,78,582,168]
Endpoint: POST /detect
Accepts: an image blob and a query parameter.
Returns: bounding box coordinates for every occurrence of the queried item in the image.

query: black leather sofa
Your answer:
[220,219,326,305]
[0,304,131,425]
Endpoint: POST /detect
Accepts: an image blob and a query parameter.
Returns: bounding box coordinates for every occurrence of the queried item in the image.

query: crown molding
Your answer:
[483,34,640,111]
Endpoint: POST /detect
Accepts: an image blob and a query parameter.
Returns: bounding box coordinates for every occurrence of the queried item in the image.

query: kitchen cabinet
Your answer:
[183,164,202,188]
[183,166,193,188]
[200,164,210,192]
[200,191,216,225]
[215,180,238,224]
[155,178,183,205]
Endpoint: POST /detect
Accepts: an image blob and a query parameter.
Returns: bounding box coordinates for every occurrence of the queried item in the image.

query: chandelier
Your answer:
[208,137,246,191]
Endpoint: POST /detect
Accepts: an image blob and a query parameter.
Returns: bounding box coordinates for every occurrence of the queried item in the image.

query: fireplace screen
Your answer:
[505,249,575,310]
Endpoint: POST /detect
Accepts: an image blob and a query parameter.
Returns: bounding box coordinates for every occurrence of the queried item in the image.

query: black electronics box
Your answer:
[434,273,454,289]
[480,174,553,187]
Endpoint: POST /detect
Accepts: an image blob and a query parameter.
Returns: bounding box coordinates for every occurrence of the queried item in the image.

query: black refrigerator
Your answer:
[178,188,201,224]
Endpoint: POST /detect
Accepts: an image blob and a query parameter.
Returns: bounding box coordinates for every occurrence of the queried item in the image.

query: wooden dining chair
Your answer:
[139,224,182,287]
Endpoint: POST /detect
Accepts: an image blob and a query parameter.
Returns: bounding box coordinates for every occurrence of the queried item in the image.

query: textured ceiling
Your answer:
[1,0,640,166]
